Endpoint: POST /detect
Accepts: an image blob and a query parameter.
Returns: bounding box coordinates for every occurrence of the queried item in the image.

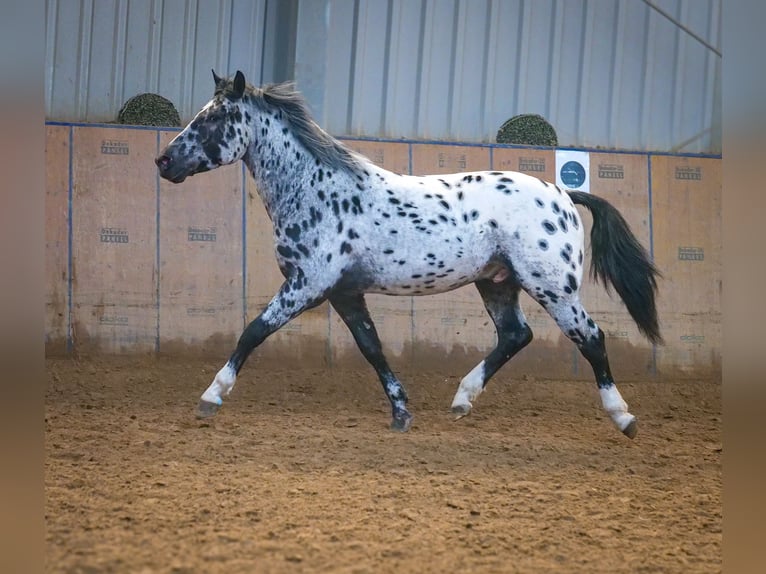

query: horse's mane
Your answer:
[249,82,366,174]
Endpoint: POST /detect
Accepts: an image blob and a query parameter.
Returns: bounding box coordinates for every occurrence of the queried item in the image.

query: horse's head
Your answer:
[156,70,252,183]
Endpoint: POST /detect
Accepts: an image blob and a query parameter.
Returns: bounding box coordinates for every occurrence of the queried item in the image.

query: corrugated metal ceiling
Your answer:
[45,0,720,153]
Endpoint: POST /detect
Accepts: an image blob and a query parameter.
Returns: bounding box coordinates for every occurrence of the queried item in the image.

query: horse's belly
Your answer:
[363,251,495,296]
[366,276,478,296]
[365,274,477,296]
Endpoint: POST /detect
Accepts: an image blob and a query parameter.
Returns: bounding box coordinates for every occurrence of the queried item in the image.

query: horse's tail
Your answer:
[568,191,662,345]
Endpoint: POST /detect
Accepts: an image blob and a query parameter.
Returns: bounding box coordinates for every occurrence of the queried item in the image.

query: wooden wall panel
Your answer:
[651,156,722,313]
[341,140,410,175]
[45,125,70,352]
[410,144,490,176]
[654,314,722,378]
[410,287,497,372]
[651,156,721,377]
[158,131,243,354]
[329,294,413,370]
[492,148,556,182]
[46,125,721,380]
[70,127,157,352]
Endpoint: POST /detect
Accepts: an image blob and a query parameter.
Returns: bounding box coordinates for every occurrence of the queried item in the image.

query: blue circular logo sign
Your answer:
[560,161,586,189]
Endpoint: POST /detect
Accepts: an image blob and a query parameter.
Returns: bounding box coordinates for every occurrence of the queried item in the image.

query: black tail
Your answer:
[568,191,662,345]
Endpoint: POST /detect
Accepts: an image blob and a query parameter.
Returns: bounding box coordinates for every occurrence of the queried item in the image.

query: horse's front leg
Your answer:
[196,277,327,418]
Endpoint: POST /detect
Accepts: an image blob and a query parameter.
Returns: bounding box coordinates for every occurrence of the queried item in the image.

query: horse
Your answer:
[156,70,661,438]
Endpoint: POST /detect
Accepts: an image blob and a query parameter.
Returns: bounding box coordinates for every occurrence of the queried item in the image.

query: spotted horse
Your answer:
[156,71,661,438]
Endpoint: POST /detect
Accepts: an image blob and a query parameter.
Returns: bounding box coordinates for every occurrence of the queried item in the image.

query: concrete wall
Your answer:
[45,123,721,381]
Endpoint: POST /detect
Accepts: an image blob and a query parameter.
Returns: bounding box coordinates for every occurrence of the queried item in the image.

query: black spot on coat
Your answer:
[285,224,301,242]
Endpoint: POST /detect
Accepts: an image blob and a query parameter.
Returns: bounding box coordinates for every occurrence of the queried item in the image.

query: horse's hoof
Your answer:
[196,400,220,419]
[390,412,413,432]
[451,404,471,420]
[622,417,638,439]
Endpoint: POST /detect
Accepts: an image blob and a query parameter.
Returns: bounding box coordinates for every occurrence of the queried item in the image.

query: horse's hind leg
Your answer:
[329,292,413,432]
[542,296,637,438]
[451,280,533,418]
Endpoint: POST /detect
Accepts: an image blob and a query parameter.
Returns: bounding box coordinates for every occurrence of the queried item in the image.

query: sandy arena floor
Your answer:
[45,356,721,573]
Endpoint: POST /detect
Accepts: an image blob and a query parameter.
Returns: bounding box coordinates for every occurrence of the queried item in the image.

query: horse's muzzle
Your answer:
[155,153,188,183]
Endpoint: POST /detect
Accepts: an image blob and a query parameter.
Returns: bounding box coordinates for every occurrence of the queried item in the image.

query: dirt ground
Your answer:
[45,355,721,573]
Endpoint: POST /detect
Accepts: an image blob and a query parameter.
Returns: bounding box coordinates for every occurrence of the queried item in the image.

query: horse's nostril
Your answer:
[155,154,172,169]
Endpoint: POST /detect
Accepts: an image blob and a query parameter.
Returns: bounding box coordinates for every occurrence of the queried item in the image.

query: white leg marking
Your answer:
[451,361,486,412]
[200,363,237,405]
[599,386,635,431]
[385,380,405,409]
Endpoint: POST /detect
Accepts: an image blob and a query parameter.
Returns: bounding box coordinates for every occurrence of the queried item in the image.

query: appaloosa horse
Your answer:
[156,70,661,438]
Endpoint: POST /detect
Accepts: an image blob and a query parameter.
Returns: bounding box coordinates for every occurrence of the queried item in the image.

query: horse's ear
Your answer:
[212,69,225,88]
[233,70,246,98]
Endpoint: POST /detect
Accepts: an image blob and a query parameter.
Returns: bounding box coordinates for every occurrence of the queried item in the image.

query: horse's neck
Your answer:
[242,115,315,220]
[242,112,369,224]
